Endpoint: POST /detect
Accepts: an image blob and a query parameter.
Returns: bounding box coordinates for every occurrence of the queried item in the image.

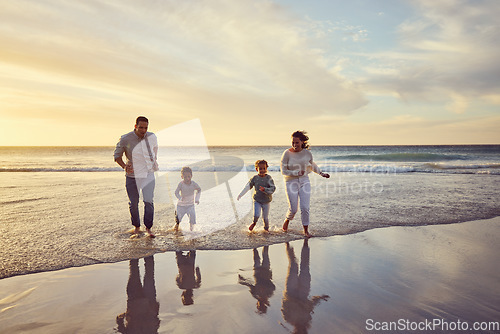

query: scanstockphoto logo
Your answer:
[135,119,252,240]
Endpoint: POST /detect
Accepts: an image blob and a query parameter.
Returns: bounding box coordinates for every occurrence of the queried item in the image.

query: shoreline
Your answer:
[1,216,499,280]
[1,216,499,333]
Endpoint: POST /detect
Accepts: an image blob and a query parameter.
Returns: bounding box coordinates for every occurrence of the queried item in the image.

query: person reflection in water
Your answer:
[176,251,202,305]
[238,246,276,314]
[281,240,329,334]
[116,255,160,334]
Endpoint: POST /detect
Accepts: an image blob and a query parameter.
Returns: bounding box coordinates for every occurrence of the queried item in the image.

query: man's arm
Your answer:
[115,156,134,174]
[115,156,126,169]
[114,135,134,174]
[114,136,126,169]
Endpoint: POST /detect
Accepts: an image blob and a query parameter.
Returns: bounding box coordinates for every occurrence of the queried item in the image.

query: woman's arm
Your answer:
[310,151,329,178]
[280,150,300,176]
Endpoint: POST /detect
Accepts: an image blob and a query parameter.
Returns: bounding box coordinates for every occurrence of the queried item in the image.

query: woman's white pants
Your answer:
[285,176,311,226]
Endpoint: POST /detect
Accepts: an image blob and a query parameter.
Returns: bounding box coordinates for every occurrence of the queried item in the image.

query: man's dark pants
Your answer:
[125,173,155,229]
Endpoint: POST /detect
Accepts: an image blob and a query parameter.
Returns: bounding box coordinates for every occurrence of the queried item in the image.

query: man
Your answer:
[114,116,158,238]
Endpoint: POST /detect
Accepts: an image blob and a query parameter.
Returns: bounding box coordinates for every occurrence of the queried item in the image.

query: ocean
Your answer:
[2,145,500,174]
[1,145,499,279]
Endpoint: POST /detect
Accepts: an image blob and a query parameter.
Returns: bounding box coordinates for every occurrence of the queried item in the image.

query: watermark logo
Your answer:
[139,119,252,239]
[366,318,500,332]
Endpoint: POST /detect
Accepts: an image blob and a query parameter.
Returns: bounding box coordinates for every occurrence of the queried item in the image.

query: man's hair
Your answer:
[136,116,149,125]
[181,166,193,176]
[255,160,268,168]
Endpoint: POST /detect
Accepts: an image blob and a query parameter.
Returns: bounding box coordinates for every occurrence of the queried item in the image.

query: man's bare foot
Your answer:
[282,219,289,232]
[248,222,256,231]
[146,228,156,238]
[128,227,141,234]
[264,227,269,232]
[303,226,312,238]
[190,223,194,231]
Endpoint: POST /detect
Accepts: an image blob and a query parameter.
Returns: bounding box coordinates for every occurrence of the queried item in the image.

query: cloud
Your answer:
[316,114,500,145]
[357,0,500,111]
[446,92,468,114]
[0,0,367,127]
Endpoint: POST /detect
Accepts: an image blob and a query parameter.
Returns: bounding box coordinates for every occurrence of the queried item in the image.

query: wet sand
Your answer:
[1,217,499,333]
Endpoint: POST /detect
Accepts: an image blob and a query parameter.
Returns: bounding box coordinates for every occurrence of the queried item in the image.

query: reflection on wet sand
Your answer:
[1,219,498,333]
[238,246,276,314]
[116,255,160,334]
[282,239,330,334]
[176,251,202,305]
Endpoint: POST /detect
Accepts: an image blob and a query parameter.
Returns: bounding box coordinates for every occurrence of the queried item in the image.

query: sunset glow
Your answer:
[1,0,499,146]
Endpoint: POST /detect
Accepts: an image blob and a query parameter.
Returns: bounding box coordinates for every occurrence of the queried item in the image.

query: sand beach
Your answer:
[1,217,499,333]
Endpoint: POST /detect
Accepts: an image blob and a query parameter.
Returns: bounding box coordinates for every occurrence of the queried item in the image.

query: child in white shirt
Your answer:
[175,167,201,231]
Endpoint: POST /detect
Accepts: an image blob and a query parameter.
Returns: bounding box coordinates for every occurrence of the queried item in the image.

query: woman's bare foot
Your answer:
[248,222,256,231]
[146,228,156,238]
[282,219,290,232]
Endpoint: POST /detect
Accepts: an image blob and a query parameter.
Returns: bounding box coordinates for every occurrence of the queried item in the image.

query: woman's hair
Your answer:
[291,130,309,149]
[255,159,268,168]
[181,166,193,176]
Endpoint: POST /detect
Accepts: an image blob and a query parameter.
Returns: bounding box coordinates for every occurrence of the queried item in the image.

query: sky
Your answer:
[0,0,499,146]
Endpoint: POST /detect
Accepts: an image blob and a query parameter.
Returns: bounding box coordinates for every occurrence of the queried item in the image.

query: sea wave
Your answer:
[422,163,500,170]
[2,163,500,174]
[326,153,466,162]
[0,167,121,172]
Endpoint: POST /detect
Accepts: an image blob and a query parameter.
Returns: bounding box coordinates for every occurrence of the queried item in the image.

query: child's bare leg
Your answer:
[262,203,270,232]
[249,215,259,231]
[189,207,196,232]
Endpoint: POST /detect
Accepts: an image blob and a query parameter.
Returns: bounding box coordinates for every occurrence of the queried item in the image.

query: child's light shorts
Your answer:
[176,204,196,225]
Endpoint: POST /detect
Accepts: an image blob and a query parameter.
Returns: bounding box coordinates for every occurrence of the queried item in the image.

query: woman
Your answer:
[280,131,329,237]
